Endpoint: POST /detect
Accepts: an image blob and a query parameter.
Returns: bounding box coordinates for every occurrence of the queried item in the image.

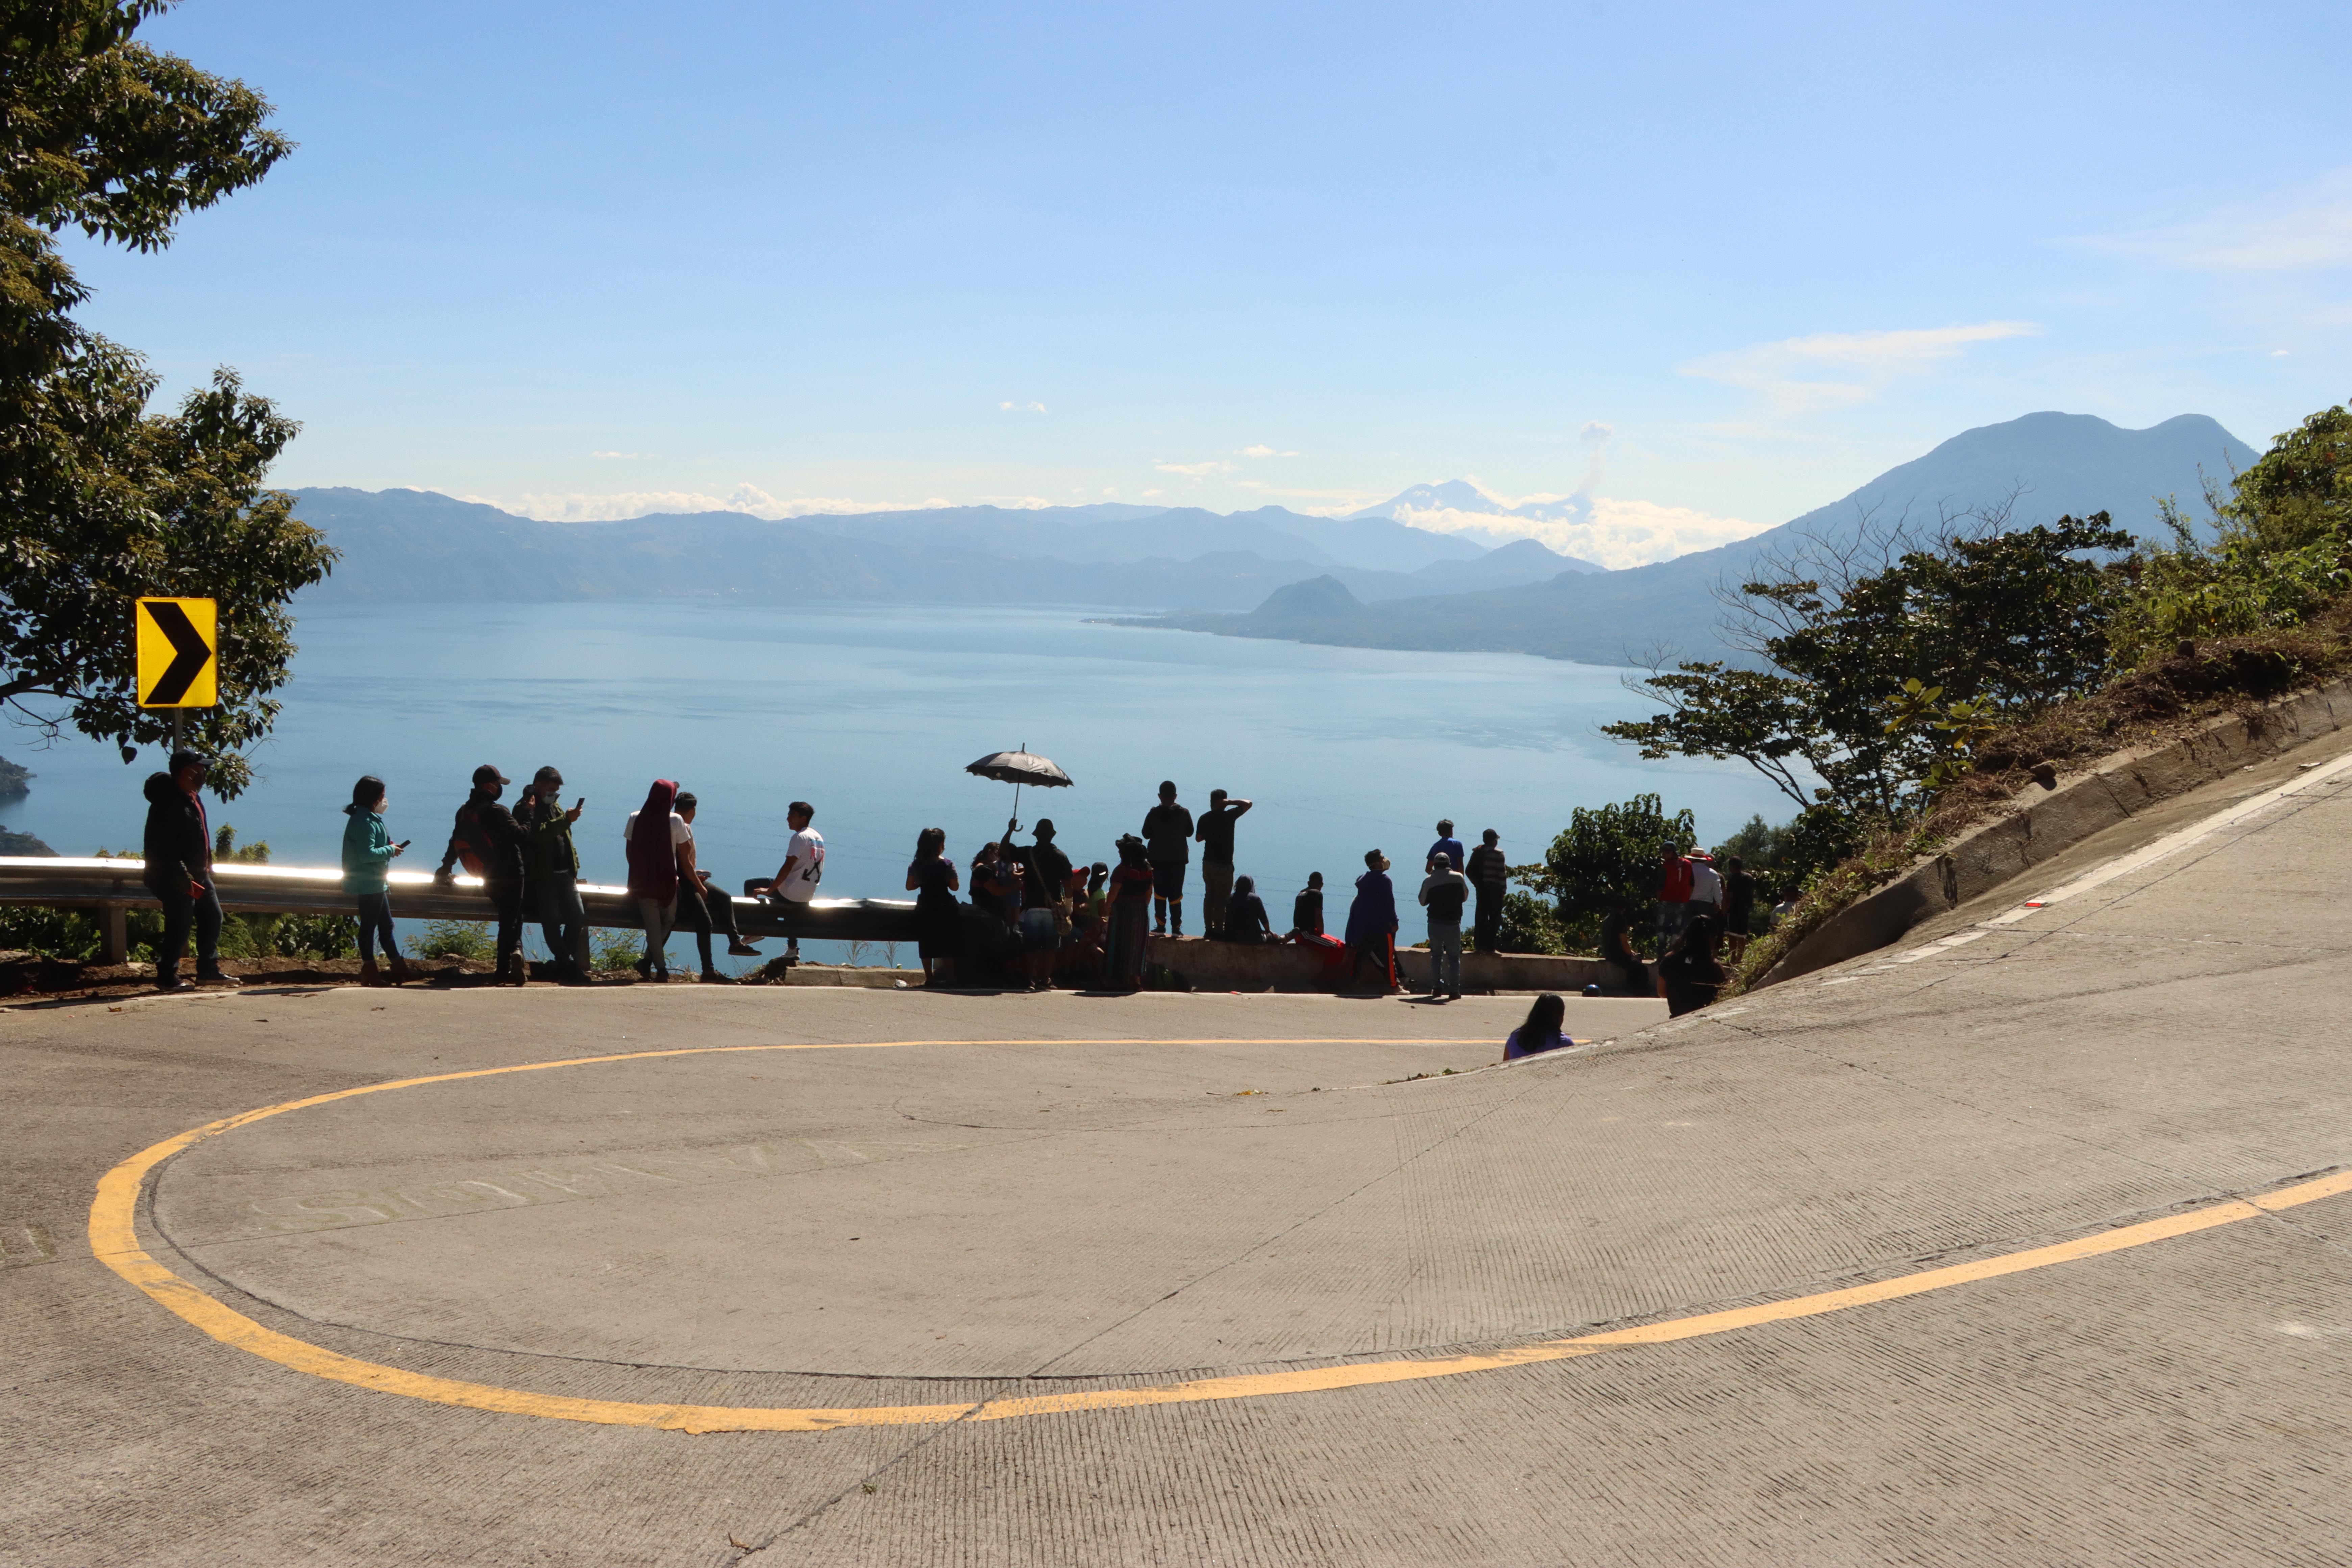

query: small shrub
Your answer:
[409,919,495,962]
[590,929,644,971]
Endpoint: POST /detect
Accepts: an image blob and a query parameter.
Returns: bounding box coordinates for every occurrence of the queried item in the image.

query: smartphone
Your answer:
[395,839,412,849]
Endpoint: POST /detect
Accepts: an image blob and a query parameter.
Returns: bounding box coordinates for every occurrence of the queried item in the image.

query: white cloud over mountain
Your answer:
[468,486,972,521]
[1390,497,1767,568]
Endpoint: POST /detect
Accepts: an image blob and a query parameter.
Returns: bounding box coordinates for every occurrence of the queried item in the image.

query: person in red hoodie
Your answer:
[624,779,686,982]
[1656,843,1695,950]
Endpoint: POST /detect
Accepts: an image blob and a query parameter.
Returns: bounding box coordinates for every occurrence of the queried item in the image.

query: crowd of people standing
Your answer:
[135,752,1745,1014]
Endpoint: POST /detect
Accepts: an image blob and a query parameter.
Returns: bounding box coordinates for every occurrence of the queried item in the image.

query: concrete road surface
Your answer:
[6,731,2352,1565]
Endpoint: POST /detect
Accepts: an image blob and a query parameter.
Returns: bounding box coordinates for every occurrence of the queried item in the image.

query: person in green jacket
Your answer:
[518,764,587,980]
[341,774,410,986]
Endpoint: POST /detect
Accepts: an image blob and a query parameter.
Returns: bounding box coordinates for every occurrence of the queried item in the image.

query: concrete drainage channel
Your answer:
[1758,675,2352,985]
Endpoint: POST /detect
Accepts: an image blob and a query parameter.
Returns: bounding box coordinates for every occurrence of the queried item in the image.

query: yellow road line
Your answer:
[87,1038,2351,1435]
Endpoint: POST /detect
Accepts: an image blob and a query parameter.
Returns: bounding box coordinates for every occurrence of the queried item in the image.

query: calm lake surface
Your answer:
[2,601,1789,966]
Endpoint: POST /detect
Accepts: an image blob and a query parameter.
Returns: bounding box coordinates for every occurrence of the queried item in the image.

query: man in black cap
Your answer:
[434,763,530,984]
[519,764,587,980]
[141,748,236,991]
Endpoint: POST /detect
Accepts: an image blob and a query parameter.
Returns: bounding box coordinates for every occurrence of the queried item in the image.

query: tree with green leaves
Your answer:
[1515,792,1695,955]
[2105,399,2352,668]
[0,0,329,797]
[1604,509,2134,824]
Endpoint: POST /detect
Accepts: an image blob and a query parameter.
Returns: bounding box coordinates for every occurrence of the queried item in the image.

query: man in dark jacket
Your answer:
[434,763,530,983]
[519,765,586,980]
[1465,828,1510,952]
[142,749,235,991]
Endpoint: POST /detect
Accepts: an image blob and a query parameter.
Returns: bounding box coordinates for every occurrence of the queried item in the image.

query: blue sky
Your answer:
[65,1,2352,564]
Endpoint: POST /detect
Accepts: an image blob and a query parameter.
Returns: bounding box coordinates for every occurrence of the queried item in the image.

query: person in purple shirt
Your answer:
[1426,818,1466,876]
[1504,993,1576,1060]
[1342,848,1399,991]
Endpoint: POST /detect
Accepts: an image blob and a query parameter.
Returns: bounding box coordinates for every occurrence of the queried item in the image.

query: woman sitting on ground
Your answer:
[1504,993,1576,1060]
[1218,874,1275,943]
[905,827,961,987]
[1657,912,1728,1017]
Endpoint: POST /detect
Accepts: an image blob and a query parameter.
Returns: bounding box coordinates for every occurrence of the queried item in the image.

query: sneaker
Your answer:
[633,957,653,980]
[153,976,190,993]
[699,969,737,985]
[196,970,242,987]
[726,939,763,957]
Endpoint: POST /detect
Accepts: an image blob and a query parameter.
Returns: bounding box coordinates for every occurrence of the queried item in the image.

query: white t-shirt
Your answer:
[624,811,691,853]
[1688,861,1724,907]
[778,826,824,902]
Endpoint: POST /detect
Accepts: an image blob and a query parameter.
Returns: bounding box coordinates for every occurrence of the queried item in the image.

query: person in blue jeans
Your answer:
[341,774,411,986]
[1418,849,1469,999]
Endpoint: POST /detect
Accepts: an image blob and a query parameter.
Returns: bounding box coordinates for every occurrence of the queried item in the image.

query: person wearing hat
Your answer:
[1687,849,1724,922]
[518,764,586,980]
[434,763,530,983]
[1013,816,1074,990]
[141,748,236,991]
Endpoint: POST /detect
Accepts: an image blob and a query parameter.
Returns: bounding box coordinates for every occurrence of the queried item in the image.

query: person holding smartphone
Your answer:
[520,765,588,980]
[341,774,411,986]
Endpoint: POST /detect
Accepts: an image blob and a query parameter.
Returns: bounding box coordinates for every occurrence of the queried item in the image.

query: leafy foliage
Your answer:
[1605,511,2134,823]
[2105,404,2352,669]
[409,918,495,962]
[0,1,323,797]
[590,927,644,971]
[1514,792,1694,954]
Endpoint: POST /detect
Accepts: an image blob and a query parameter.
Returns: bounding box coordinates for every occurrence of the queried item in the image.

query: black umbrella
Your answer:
[966,743,1071,829]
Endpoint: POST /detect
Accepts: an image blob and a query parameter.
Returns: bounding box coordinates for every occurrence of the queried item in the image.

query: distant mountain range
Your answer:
[1145,412,2257,666]
[289,490,1602,610]
[289,411,2253,668]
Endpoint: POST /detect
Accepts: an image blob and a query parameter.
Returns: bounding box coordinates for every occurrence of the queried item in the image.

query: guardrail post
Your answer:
[102,904,128,966]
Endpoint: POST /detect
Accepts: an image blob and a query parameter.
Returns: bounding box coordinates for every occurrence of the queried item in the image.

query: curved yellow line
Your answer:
[87,1039,2352,1435]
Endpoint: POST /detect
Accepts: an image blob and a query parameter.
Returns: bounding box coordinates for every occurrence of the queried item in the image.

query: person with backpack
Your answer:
[341,774,412,987]
[1418,850,1470,999]
[433,763,529,984]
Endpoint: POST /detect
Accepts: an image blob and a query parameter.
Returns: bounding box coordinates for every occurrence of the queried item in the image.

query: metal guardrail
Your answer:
[0,856,921,965]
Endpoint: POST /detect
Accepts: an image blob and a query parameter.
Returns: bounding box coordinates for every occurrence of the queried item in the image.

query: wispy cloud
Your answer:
[998,400,1048,412]
[1682,321,2041,416]
[1153,459,1232,477]
[1239,444,1301,458]
[465,484,963,521]
[2088,169,2352,272]
[1394,498,1770,569]
[588,450,649,459]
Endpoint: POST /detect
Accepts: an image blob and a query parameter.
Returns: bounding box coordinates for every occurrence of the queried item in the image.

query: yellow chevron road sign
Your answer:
[135,597,218,708]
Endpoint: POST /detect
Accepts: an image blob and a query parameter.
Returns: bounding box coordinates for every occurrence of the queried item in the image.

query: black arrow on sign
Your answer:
[142,601,214,705]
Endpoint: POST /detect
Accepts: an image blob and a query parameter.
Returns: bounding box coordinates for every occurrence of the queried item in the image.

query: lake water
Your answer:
[0,602,1789,967]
